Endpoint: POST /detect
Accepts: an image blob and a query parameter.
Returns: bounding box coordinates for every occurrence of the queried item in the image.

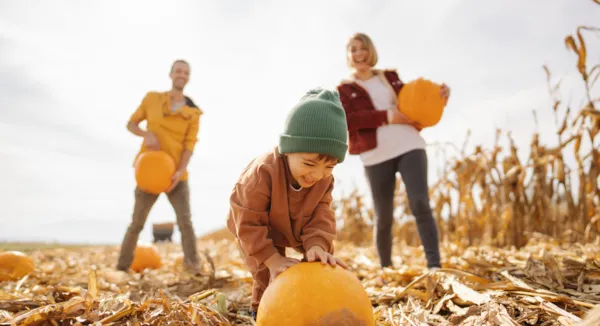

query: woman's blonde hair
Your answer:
[346,33,378,69]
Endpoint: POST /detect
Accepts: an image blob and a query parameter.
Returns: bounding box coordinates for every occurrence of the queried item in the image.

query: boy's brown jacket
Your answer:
[226,147,337,266]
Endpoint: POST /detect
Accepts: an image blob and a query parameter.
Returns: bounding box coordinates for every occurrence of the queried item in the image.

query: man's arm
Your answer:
[128,93,151,137]
[177,108,201,171]
[127,121,151,138]
[128,93,160,150]
[166,106,202,191]
[176,150,193,172]
[183,110,201,153]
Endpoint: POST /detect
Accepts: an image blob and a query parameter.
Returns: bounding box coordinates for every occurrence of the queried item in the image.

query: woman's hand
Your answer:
[387,109,422,129]
[440,83,451,100]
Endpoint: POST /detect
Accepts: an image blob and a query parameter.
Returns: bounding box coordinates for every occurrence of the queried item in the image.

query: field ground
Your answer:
[0,242,105,253]
[1,229,600,325]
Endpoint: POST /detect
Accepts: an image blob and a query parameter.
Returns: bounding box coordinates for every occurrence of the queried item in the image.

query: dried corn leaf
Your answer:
[580,304,600,325]
[450,279,492,305]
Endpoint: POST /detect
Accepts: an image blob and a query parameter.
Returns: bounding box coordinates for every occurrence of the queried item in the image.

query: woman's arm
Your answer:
[337,88,389,131]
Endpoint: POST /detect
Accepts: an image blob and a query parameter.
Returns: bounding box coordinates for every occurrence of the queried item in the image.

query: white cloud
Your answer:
[0,0,598,244]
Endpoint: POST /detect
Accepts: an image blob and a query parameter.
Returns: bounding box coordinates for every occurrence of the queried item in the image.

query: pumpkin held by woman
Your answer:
[256,262,374,326]
[397,78,447,128]
[134,151,176,195]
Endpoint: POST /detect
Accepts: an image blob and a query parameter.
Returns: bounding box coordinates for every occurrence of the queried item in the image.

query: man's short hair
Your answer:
[170,59,190,73]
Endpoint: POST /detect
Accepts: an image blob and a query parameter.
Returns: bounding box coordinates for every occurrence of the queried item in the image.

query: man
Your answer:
[116,59,203,274]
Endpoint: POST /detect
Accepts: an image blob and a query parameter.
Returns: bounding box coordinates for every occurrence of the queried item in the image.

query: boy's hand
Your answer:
[144,132,160,150]
[264,253,300,280]
[306,246,349,269]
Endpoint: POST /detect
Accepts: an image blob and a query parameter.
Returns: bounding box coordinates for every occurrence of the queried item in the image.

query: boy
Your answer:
[227,88,350,316]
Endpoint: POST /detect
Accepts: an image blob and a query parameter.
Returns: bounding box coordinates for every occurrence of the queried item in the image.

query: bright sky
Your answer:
[1,0,598,245]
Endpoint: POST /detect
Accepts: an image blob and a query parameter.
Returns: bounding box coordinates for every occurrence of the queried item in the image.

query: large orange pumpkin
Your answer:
[0,251,36,282]
[397,78,447,128]
[256,262,374,326]
[134,151,176,195]
[130,243,162,273]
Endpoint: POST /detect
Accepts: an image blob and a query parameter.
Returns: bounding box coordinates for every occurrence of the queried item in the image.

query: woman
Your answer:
[336,32,450,270]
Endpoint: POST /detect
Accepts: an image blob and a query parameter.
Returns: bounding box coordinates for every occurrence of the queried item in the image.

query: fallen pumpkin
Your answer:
[130,243,162,273]
[174,254,184,267]
[0,251,36,282]
[256,262,374,326]
[397,77,447,128]
[134,151,176,195]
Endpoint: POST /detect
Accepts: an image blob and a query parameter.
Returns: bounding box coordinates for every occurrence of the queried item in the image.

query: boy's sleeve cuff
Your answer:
[304,237,331,254]
[252,245,279,266]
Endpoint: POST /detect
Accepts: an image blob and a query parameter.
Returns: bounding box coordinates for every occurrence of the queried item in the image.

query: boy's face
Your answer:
[285,153,338,188]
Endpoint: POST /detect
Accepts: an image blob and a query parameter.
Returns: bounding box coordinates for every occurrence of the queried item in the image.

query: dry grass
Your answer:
[0,243,100,253]
[1,236,600,325]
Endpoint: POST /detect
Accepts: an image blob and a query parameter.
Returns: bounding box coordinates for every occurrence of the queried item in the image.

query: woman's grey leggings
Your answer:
[364,149,441,268]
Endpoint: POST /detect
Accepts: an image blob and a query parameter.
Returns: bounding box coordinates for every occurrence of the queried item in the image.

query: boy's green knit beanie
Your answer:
[279,88,348,163]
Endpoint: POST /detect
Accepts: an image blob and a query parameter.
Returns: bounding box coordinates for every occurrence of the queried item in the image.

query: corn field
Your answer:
[335,16,600,250]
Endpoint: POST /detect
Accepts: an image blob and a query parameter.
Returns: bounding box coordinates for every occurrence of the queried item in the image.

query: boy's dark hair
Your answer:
[317,153,339,164]
[170,59,190,73]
